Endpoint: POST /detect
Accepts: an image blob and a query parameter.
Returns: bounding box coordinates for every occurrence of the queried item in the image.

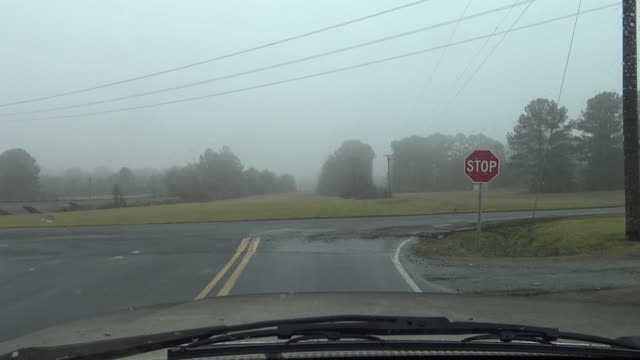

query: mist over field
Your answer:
[0,0,623,188]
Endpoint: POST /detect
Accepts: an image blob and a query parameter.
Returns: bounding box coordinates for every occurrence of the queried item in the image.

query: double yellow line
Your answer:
[194,237,260,300]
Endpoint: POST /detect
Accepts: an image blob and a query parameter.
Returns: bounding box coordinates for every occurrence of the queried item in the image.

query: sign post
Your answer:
[464,150,500,249]
[476,183,483,250]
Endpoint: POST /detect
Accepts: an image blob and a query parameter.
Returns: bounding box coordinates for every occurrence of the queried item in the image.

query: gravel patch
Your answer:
[401,238,640,303]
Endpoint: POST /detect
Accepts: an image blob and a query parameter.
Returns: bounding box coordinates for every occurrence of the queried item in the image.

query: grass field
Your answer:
[414,214,640,258]
[0,190,623,228]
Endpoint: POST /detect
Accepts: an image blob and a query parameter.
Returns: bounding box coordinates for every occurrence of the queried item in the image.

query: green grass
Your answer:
[415,215,640,258]
[0,190,623,228]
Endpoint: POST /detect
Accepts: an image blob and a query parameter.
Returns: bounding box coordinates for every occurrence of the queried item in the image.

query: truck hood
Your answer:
[2,292,639,354]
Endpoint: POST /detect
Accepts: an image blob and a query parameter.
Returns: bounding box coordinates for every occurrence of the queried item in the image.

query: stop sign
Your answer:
[464,150,500,183]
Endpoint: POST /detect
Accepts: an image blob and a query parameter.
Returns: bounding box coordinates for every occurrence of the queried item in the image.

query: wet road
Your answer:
[0,207,621,341]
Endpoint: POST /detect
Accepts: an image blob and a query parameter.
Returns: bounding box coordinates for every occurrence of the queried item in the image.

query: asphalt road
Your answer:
[0,207,621,341]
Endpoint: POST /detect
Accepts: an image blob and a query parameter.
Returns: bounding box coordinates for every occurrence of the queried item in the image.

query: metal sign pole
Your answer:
[476,183,483,250]
[464,150,498,250]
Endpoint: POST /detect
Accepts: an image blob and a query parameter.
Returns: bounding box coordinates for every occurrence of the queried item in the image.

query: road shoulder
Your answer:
[400,239,640,305]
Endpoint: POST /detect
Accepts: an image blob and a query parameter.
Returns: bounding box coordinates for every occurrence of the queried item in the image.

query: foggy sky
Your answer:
[0,0,623,182]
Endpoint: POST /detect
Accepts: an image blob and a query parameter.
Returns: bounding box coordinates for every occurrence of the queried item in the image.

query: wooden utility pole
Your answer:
[623,0,640,241]
[384,154,392,197]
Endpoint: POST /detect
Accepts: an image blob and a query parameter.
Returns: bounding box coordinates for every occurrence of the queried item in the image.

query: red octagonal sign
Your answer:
[464,150,500,183]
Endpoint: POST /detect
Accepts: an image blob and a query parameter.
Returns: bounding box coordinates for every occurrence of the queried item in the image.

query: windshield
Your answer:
[0,0,638,351]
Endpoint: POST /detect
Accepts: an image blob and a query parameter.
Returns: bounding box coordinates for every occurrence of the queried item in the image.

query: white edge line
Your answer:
[392,238,422,293]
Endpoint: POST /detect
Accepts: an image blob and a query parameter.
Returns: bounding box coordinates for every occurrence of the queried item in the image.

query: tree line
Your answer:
[508,92,622,192]
[39,166,158,199]
[0,91,625,202]
[164,146,296,201]
[316,140,384,198]
[0,146,296,202]
[317,91,624,197]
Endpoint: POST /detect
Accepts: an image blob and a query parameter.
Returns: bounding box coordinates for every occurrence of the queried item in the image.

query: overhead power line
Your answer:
[0,0,532,117]
[426,0,473,84]
[0,0,433,108]
[532,0,583,219]
[11,2,619,123]
[451,0,518,87]
[439,0,535,111]
[557,0,582,104]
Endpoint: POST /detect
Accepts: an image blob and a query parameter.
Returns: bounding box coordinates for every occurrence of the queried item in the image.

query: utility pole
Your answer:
[622,0,640,241]
[384,154,392,197]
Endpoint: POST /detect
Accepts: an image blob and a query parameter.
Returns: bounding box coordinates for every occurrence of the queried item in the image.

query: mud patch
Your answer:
[401,244,640,305]
[476,286,640,306]
[305,224,458,241]
[474,286,618,297]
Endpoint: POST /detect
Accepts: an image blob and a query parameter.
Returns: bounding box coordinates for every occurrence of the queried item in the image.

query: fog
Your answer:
[0,0,623,184]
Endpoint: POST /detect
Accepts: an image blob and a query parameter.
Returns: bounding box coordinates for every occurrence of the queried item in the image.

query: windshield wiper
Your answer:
[181,316,559,348]
[2,315,639,360]
[172,315,638,351]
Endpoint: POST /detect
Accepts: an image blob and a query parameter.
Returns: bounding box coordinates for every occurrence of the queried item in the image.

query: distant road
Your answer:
[0,195,176,214]
[0,206,622,341]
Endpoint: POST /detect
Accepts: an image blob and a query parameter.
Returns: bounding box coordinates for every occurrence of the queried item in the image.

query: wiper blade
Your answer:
[171,315,640,360]
[0,325,228,360]
[462,332,555,345]
[3,315,638,360]
[178,316,559,349]
[0,315,420,360]
[463,331,640,349]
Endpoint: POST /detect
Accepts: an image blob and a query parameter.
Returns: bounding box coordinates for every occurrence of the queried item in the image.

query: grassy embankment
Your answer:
[415,214,640,258]
[0,190,623,228]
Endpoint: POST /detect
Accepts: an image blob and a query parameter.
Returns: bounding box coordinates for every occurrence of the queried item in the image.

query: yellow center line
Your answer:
[217,238,260,297]
[194,237,249,301]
